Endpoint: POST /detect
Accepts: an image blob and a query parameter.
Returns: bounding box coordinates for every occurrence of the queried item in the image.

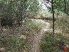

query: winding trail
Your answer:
[27,19,50,52]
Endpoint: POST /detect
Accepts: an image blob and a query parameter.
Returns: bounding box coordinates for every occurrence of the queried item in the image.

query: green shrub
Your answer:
[40,36,55,52]
[0,35,26,52]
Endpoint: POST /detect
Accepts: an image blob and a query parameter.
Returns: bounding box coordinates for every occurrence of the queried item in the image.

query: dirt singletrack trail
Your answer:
[27,20,50,52]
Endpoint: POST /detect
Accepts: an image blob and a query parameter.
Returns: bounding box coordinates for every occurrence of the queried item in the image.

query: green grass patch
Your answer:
[24,18,45,32]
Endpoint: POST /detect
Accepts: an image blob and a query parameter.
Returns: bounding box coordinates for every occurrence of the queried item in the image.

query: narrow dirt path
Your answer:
[27,20,50,52]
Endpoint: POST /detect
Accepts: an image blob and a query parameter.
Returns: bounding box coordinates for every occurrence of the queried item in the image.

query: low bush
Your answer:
[0,35,26,52]
[40,36,55,52]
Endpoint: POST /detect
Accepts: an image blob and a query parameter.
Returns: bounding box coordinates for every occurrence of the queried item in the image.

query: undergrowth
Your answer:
[40,32,69,52]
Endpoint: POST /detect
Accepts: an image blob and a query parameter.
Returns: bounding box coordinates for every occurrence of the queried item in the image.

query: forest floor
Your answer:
[0,18,69,52]
[27,19,51,52]
[27,19,69,52]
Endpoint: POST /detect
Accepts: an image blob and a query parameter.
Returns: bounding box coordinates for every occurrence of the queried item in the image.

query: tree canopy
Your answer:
[0,0,40,26]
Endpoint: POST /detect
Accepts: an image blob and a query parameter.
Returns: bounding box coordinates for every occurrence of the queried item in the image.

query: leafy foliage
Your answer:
[0,0,39,27]
[45,0,69,14]
[0,34,26,52]
[40,35,55,52]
